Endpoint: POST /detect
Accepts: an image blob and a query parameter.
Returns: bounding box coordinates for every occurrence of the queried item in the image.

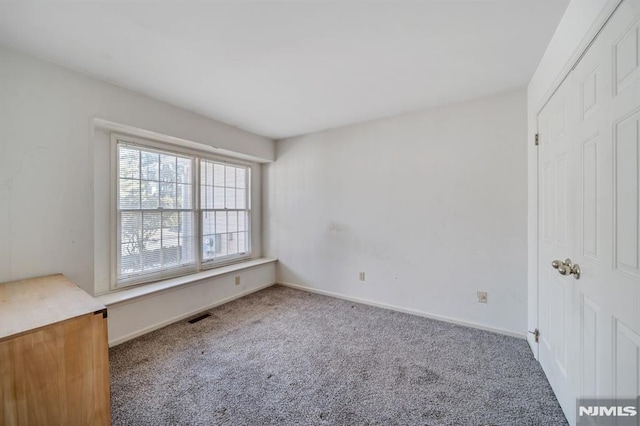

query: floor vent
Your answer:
[187,313,211,324]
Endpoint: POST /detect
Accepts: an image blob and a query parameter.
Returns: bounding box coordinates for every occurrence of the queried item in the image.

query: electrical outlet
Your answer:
[235,276,241,286]
[359,272,365,281]
[477,291,488,303]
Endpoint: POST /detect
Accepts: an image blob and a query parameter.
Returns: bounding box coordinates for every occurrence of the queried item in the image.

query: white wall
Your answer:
[264,89,528,336]
[106,262,276,346]
[526,0,620,353]
[0,45,276,344]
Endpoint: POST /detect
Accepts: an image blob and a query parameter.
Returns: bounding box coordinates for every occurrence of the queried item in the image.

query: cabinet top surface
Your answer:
[0,274,106,340]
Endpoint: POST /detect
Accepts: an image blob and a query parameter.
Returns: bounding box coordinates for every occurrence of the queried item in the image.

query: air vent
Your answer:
[187,313,211,324]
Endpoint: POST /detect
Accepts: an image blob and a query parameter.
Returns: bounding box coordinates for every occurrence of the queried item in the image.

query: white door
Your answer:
[538,67,577,423]
[538,0,640,424]
[572,0,640,407]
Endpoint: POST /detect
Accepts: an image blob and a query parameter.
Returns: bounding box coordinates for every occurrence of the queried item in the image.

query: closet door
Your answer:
[538,0,640,423]
[571,0,640,408]
[537,67,578,423]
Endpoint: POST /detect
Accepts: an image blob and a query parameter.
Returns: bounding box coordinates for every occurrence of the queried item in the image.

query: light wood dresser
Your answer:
[0,274,111,425]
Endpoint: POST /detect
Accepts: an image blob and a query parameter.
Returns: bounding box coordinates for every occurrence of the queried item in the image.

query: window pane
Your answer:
[201,162,213,209]
[198,160,250,264]
[179,212,195,264]
[160,154,176,182]
[141,180,159,209]
[225,166,236,188]
[119,147,140,179]
[177,157,192,184]
[142,212,161,241]
[120,211,141,252]
[218,233,228,257]
[119,179,140,209]
[239,232,248,253]
[215,211,227,233]
[202,234,216,260]
[226,232,237,255]
[141,151,159,181]
[160,182,177,209]
[202,161,213,186]
[201,209,240,262]
[225,188,236,209]
[236,168,246,189]
[118,146,195,213]
[238,211,246,232]
[177,184,192,209]
[161,238,179,267]
[141,212,161,271]
[120,243,139,273]
[213,163,225,186]
[236,189,246,209]
[227,211,238,232]
[118,210,197,278]
[200,184,210,209]
[162,211,179,267]
[117,142,198,284]
[214,187,225,209]
[203,211,215,235]
[162,211,178,230]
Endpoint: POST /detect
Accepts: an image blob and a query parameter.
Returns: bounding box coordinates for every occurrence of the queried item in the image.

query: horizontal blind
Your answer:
[200,159,250,263]
[117,143,197,284]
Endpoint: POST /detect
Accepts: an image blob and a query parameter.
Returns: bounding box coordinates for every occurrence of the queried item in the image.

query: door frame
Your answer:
[528,0,623,358]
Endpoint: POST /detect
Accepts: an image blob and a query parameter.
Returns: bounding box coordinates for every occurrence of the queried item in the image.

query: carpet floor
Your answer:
[110,285,567,425]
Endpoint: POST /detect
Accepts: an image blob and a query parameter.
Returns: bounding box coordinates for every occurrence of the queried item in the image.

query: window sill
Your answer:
[96,257,277,307]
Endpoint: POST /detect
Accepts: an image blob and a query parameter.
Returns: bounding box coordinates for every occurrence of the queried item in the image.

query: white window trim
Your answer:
[98,257,278,305]
[110,133,253,290]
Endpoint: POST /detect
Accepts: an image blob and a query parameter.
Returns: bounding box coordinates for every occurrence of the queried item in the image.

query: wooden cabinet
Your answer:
[0,274,111,426]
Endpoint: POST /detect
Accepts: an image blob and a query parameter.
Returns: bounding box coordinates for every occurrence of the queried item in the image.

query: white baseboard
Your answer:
[278,281,527,340]
[108,281,276,347]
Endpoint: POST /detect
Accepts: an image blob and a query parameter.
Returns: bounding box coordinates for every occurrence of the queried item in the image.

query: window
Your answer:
[114,137,251,287]
[200,158,250,262]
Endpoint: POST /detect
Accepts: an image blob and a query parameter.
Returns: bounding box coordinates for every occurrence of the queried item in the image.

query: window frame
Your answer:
[110,133,252,290]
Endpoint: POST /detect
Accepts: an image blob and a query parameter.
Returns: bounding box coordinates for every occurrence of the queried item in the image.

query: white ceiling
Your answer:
[0,1,568,140]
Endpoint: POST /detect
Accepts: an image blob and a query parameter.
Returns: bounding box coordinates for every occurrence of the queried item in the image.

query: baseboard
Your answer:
[108,281,276,347]
[278,281,527,340]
